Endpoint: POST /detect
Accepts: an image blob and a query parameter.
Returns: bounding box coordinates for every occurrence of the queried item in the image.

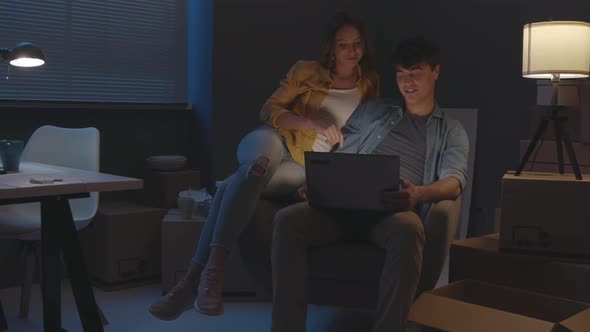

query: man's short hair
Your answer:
[391,36,440,69]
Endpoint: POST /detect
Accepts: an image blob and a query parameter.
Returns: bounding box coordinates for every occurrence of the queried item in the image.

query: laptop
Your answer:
[304,151,400,211]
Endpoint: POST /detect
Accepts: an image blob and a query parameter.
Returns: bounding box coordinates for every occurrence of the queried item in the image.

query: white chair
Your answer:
[0,125,104,323]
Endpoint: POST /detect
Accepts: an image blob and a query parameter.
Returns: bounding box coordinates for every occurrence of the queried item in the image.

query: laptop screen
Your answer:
[304,152,400,211]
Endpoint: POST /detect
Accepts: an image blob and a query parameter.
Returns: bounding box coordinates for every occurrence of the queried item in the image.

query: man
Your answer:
[271,36,469,332]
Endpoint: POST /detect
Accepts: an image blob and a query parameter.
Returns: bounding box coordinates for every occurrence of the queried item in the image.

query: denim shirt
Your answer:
[338,99,469,219]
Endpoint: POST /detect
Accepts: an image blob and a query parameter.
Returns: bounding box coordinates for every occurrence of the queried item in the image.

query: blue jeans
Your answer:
[192,125,305,266]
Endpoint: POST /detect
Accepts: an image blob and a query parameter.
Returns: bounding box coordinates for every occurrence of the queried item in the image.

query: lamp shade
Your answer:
[522,21,590,79]
[8,42,45,67]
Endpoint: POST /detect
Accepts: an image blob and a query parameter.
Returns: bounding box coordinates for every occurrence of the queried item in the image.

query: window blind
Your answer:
[0,0,187,103]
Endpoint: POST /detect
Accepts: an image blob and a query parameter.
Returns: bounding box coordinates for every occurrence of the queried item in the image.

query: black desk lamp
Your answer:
[0,42,45,67]
[516,21,590,180]
[0,42,45,174]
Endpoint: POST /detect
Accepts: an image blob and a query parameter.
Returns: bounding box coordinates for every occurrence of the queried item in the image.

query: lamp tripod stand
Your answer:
[515,75,583,180]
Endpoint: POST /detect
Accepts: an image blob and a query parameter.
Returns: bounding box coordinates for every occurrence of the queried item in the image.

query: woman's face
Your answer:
[332,25,363,69]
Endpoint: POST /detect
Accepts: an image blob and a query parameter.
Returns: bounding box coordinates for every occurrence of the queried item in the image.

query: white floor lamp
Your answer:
[516,21,590,180]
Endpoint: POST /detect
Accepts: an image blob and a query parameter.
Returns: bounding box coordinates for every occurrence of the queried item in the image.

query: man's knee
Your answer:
[424,200,460,244]
[427,200,454,221]
[381,212,425,247]
[425,201,455,233]
[394,213,424,236]
[272,203,310,242]
[272,202,314,247]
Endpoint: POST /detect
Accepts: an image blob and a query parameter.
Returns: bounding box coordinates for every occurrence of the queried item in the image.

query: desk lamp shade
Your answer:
[8,42,45,67]
[522,21,590,79]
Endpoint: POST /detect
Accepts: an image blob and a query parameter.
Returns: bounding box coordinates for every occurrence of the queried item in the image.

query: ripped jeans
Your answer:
[192,125,305,266]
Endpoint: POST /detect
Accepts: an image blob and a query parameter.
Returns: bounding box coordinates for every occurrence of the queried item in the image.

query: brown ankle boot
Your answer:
[149,261,202,320]
[195,248,225,315]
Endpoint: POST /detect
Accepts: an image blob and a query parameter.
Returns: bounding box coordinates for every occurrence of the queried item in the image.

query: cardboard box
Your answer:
[161,209,256,296]
[409,279,590,331]
[80,201,167,285]
[141,169,200,208]
[519,140,590,174]
[450,233,590,303]
[161,209,205,294]
[500,171,590,257]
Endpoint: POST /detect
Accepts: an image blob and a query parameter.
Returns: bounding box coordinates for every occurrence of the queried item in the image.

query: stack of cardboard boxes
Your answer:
[409,172,590,330]
[80,201,167,287]
[411,231,590,331]
[80,168,200,288]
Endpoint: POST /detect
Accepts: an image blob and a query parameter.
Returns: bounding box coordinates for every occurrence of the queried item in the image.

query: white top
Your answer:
[312,87,361,152]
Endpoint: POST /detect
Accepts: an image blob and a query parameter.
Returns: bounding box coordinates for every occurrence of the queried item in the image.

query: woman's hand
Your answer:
[308,119,344,146]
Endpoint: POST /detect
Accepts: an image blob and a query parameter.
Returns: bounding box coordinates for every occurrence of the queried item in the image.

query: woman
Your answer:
[149,11,379,320]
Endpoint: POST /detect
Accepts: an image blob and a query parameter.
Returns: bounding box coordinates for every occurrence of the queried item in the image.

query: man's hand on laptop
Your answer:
[381,178,422,212]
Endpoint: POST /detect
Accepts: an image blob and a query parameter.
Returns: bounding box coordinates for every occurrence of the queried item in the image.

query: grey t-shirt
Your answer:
[372,111,427,186]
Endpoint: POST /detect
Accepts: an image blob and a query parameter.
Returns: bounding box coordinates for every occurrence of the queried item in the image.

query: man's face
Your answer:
[395,62,440,107]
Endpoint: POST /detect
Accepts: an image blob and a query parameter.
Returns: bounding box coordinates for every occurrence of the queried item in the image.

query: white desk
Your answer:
[0,162,143,332]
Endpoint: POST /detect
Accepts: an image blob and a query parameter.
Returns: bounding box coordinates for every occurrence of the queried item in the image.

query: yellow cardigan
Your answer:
[259,60,379,166]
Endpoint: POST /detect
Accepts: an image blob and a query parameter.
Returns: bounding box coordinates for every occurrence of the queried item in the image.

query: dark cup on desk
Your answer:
[0,140,24,171]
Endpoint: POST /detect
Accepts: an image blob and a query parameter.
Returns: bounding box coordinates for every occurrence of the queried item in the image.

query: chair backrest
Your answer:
[440,108,478,240]
[22,125,100,221]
